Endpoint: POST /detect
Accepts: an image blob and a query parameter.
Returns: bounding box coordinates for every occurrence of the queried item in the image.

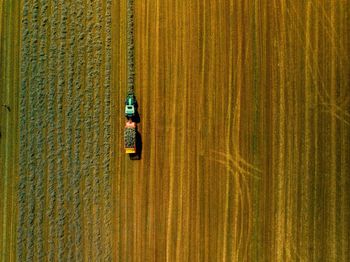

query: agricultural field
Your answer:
[1,0,350,261]
[1,0,113,261]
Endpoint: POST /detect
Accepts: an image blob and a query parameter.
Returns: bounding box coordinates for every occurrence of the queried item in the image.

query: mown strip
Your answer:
[1,0,20,261]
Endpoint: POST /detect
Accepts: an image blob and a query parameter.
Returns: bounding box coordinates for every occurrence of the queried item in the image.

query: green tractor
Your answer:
[125,94,136,118]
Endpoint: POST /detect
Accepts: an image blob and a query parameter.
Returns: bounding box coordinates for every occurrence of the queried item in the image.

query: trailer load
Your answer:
[124,120,136,154]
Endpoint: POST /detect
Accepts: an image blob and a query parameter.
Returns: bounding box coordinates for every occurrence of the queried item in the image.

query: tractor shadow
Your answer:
[129,129,142,160]
[129,98,142,160]
[132,110,141,124]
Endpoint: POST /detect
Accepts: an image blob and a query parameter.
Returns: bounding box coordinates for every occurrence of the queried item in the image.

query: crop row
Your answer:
[17,0,31,260]
[72,0,84,260]
[127,0,135,95]
[26,0,40,260]
[47,0,59,261]
[103,1,113,260]
[35,1,49,261]
[83,0,95,259]
[92,0,103,259]
[65,0,76,260]
[56,0,68,260]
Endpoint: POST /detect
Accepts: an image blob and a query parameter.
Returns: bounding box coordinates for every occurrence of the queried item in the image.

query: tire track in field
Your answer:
[208,151,255,261]
[286,3,349,127]
[328,5,337,260]
[273,2,287,260]
[17,0,31,260]
[311,9,320,260]
[111,0,350,261]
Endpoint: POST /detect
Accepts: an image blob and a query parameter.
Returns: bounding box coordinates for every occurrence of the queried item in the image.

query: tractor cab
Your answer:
[125,94,136,118]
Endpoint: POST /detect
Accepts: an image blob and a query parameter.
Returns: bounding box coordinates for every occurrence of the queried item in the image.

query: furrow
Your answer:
[73,1,85,261]
[92,0,103,259]
[65,1,76,260]
[56,1,68,260]
[34,0,49,261]
[46,0,59,261]
[82,0,95,259]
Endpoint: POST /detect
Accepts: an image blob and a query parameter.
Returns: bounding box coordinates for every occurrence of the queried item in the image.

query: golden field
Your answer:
[1,0,349,261]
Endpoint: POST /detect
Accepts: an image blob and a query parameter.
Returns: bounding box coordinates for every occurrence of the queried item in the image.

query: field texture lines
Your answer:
[112,0,350,261]
[0,0,349,261]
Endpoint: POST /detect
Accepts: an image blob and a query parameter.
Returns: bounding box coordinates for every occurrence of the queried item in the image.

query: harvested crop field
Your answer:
[2,0,113,261]
[1,0,350,261]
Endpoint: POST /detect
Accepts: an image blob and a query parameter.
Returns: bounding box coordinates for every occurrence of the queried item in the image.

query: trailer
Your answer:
[124,120,136,154]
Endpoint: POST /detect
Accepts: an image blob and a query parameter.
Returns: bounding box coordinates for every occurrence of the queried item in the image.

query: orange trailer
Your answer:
[124,120,136,154]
